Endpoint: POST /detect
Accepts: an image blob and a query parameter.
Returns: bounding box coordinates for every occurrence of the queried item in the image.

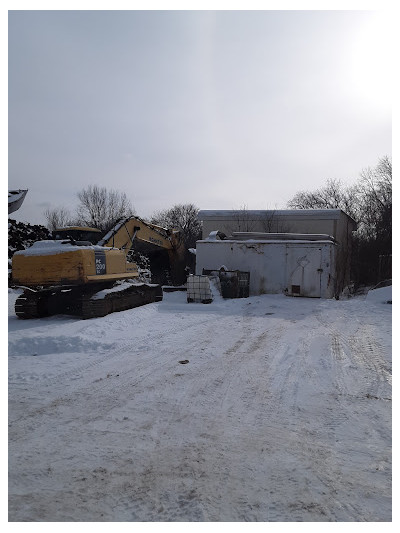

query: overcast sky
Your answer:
[8,8,392,226]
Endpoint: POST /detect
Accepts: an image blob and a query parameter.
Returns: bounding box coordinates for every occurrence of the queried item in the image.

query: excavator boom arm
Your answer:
[98,216,178,252]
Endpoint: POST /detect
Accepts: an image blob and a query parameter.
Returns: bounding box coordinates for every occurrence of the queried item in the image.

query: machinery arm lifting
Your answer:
[98,216,182,253]
[99,216,186,285]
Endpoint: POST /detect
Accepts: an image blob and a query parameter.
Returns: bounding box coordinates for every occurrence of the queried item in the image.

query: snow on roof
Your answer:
[231,232,336,242]
[199,239,336,245]
[201,231,337,244]
[198,209,351,220]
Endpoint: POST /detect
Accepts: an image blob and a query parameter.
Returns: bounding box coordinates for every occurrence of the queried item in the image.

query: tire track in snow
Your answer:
[117,314,258,521]
[316,310,391,398]
[75,312,258,521]
[237,313,370,521]
[170,316,289,521]
[310,306,392,519]
[9,309,238,521]
[9,315,221,439]
[111,313,286,521]
[10,307,258,521]
[11,314,215,389]
[8,301,222,425]
[9,295,392,521]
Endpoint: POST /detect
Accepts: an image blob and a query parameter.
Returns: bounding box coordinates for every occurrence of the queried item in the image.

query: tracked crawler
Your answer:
[12,216,185,319]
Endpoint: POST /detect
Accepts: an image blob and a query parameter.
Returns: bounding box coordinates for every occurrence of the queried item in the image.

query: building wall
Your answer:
[198,209,355,239]
[201,216,336,239]
[195,240,336,299]
[198,209,356,296]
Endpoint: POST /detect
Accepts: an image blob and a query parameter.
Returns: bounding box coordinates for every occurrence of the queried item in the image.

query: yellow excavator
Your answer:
[12,216,186,319]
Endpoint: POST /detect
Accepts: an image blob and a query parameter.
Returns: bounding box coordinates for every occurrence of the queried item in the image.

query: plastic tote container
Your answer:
[187,275,221,303]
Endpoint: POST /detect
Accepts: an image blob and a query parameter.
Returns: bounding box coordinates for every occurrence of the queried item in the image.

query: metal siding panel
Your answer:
[196,240,336,298]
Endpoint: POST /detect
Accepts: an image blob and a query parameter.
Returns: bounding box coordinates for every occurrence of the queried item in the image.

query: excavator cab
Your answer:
[52,226,102,245]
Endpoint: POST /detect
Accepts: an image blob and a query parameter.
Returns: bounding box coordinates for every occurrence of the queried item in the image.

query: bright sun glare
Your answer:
[349,11,392,111]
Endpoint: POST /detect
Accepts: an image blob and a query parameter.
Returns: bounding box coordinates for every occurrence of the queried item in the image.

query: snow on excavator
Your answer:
[12,216,186,319]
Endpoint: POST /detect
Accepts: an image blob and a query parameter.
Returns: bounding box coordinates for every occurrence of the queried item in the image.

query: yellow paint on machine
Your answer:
[12,247,139,287]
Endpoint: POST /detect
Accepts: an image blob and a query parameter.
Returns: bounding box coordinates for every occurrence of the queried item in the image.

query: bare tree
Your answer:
[76,185,134,231]
[223,204,260,234]
[227,205,293,234]
[357,156,392,242]
[287,158,391,243]
[287,156,392,285]
[229,204,257,233]
[352,157,392,285]
[151,204,202,249]
[261,209,293,233]
[287,178,360,222]
[44,207,75,231]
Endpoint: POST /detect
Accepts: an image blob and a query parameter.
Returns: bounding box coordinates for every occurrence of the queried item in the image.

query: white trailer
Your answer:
[195,233,337,299]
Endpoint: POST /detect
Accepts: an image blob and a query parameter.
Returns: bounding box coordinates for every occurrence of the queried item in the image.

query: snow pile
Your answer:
[91,280,158,300]
[366,285,392,304]
[8,333,113,358]
[209,276,223,302]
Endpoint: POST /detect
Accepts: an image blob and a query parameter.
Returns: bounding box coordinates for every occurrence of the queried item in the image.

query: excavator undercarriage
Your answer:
[15,282,162,320]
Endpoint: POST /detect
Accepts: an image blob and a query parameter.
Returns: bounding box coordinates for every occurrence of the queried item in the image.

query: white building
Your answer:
[196,210,357,298]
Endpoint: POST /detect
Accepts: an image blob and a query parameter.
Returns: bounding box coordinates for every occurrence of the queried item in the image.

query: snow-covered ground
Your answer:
[8,287,392,522]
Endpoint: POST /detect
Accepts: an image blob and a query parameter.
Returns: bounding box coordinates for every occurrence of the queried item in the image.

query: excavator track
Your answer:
[15,291,50,319]
[79,284,162,319]
[15,283,162,320]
